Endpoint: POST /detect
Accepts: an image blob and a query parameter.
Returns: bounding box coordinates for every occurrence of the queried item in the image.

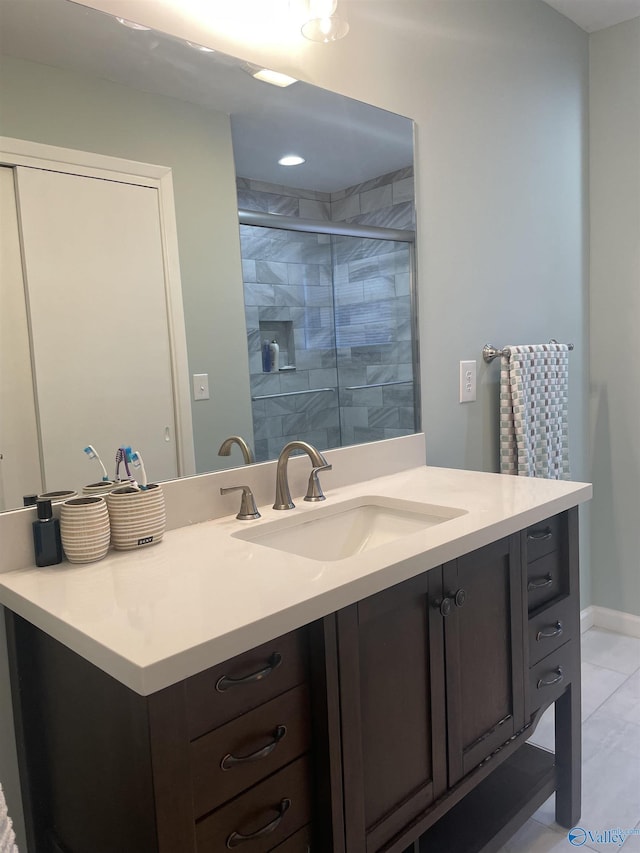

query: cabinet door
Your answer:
[443,536,525,786]
[337,572,447,853]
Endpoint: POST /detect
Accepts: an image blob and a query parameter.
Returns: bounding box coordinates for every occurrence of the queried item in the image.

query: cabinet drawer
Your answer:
[528,642,574,714]
[528,597,576,666]
[271,825,312,852]
[186,630,308,739]
[195,756,311,852]
[525,514,563,563]
[527,551,562,611]
[191,685,311,818]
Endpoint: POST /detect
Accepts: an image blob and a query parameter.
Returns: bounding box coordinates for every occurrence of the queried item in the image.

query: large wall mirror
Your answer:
[0,0,418,512]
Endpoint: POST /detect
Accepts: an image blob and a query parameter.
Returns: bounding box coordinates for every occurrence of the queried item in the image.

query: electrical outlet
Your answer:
[193,373,210,401]
[459,360,476,403]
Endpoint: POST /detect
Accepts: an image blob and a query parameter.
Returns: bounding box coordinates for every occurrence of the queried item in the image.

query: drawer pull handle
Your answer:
[536,621,563,642]
[226,798,291,848]
[216,653,283,693]
[528,527,553,541]
[220,725,287,770]
[527,574,553,592]
[537,666,564,689]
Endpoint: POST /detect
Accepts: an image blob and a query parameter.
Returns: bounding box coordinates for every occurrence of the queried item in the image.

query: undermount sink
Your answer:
[232,496,467,562]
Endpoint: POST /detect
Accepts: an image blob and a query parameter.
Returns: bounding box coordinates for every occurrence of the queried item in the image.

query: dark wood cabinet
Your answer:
[442,535,525,786]
[5,509,581,853]
[336,572,447,852]
[6,620,318,853]
[335,535,526,852]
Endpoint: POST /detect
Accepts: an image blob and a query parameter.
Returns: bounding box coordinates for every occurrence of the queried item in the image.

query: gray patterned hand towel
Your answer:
[499,343,570,479]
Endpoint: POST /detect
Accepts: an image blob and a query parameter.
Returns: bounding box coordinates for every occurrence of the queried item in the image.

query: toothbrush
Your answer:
[130,450,148,490]
[83,445,110,481]
[114,446,134,484]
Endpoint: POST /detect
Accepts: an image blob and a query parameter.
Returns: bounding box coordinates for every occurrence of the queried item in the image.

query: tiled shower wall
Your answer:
[240,223,341,463]
[238,167,416,461]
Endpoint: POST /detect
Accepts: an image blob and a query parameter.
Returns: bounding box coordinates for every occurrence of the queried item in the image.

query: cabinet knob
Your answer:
[454,588,466,608]
[438,597,452,617]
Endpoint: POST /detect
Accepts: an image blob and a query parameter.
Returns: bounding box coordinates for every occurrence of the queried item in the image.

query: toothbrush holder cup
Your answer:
[60,496,111,564]
[106,484,165,550]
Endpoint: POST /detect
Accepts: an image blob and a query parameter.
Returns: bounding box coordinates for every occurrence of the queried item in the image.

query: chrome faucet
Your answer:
[273,441,332,510]
[217,435,255,465]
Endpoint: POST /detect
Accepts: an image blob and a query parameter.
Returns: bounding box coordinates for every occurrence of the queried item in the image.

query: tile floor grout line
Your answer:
[580,658,640,677]
[581,672,634,723]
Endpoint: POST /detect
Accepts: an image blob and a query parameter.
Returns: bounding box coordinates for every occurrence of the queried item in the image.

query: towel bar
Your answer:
[483,341,574,364]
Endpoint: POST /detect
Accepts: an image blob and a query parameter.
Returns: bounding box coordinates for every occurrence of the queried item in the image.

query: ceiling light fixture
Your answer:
[301,0,349,43]
[278,155,305,166]
[251,68,298,88]
[115,17,151,31]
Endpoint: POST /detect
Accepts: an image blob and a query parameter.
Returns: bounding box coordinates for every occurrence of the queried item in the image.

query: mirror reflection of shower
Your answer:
[238,168,418,463]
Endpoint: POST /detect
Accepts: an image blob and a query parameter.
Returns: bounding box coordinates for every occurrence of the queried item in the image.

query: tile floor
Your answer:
[499,627,640,853]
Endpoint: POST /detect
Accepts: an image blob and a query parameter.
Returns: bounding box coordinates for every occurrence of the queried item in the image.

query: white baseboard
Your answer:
[580,606,595,633]
[580,605,640,639]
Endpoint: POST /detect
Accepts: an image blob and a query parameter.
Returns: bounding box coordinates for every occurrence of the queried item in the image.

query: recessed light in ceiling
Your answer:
[115,17,151,31]
[252,69,298,88]
[278,155,305,166]
[186,41,215,53]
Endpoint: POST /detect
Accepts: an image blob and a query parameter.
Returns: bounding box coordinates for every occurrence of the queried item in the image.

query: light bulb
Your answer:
[301,0,349,42]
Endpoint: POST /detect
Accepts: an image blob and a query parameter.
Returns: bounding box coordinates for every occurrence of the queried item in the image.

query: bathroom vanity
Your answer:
[0,464,590,853]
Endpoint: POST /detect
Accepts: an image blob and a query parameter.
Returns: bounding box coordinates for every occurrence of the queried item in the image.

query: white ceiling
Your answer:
[542,0,640,32]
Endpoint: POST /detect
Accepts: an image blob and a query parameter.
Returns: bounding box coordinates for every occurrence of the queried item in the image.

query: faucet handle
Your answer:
[304,464,332,502]
[220,485,261,520]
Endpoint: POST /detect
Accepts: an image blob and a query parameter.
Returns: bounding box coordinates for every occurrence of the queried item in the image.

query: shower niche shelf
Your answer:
[259,320,295,370]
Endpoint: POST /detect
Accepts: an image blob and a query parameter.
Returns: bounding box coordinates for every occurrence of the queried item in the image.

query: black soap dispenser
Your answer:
[32,499,63,567]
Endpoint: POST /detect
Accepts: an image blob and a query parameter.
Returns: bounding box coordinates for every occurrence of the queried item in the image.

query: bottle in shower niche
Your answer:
[32,499,63,567]
[269,338,280,372]
[262,340,272,373]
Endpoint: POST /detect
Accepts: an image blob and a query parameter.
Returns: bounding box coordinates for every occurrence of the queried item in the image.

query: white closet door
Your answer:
[0,166,42,510]
[16,166,178,492]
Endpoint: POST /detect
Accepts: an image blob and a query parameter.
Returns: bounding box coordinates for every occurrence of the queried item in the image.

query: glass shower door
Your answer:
[333,235,417,446]
[240,222,341,462]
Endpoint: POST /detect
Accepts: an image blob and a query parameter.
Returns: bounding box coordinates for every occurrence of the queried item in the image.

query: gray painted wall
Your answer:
[590,17,640,618]
[0,55,254,477]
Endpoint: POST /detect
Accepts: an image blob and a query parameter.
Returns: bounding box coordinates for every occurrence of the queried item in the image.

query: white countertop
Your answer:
[0,466,591,695]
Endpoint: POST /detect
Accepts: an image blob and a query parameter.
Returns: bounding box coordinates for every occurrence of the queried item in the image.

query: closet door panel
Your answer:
[16,167,178,491]
[0,166,42,509]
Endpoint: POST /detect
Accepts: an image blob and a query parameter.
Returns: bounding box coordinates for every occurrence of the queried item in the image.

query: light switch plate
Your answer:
[193,373,210,401]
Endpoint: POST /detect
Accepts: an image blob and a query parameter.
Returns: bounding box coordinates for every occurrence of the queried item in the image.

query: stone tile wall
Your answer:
[240,223,340,462]
[331,166,415,230]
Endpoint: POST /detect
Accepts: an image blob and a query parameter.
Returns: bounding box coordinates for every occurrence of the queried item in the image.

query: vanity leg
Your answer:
[554,680,581,828]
